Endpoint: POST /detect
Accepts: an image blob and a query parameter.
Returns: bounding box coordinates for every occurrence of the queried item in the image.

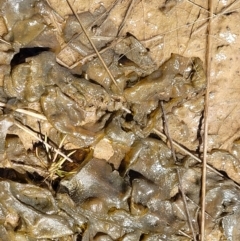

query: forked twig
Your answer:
[160,101,197,241]
[201,0,213,240]
[65,0,121,91]
[14,121,73,163]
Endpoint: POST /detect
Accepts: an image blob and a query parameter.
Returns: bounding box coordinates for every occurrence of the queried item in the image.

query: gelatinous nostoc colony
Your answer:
[3,50,206,147]
[1,0,240,240]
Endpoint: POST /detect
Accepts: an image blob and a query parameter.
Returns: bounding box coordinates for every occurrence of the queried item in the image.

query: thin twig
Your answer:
[185,196,214,220]
[160,101,197,241]
[141,15,213,44]
[56,0,120,68]
[0,102,47,120]
[58,36,124,69]
[186,0,216,16]
[15,109,47,120]
[52,134,68,163]
[153,128,220,174]
[0,37,11,45]
[65,0,121,91]
[142,0,239,44]
[178,230,193,239]
[153,128,240,190]
[192,0,238,36]
[14,121,73,163]
[201,0,213,240]
[118,0,135,36]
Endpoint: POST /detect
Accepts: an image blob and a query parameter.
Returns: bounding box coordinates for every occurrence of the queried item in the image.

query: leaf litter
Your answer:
[0,0,240,240]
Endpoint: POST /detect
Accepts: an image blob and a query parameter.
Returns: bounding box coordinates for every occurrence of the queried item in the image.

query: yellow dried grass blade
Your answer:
[15,121,73,163]
[0,102,47,120]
